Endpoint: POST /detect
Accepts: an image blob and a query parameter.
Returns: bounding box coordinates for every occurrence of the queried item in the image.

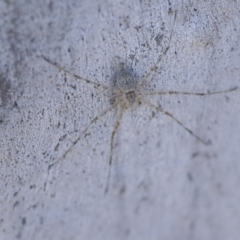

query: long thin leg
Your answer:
[138,11,177,89]
[105,103,125,194]
[44,100,121,190]
[41,55,110,91]
[141,86,238,96]
[142,99,210,145]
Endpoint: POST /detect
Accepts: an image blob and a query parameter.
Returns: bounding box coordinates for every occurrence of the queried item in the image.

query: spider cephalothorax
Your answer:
[125,90,136,105]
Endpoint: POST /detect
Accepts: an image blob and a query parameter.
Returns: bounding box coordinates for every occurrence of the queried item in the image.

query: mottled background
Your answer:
[0,1,240,239]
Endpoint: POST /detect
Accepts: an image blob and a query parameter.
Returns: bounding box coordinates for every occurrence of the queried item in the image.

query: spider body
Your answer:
[115,63,137,106]
[111,63,138,108]
[41,11,238,193]
[116,63,136,91]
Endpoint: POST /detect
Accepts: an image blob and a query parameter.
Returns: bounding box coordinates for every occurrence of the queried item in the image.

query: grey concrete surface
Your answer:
[0,1,240,240]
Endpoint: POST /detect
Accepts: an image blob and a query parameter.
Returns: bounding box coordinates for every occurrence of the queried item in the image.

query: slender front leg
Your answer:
[142,99,210,145]
[138,11,177,89]
[142,86,238,96]
[41,55,110,91]
[44,100,121,190]
[105,103,126,194]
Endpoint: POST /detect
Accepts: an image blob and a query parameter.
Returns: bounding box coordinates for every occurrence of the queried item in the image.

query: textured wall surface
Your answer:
[1,1,240,240]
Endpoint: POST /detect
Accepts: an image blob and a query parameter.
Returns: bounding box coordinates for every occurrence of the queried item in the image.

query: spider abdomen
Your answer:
[117,63,136,92]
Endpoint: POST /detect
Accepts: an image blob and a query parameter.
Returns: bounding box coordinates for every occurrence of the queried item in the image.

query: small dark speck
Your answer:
[84,132,90,138]
[40,217,44,225]
[192,152,199,158]
[129,54,135,60]
[13,101,18,108]
[124,228,130,237]
[154,33,163,46]
[0,73,11,106]
[216,182,222,189]
[134,25,142,31]
[207,139,212,145]
[119,185,126,195]
[187,172,193,182]
[225,96,229,102]
[189,220,195,231]
[70,84,76,90]
[59,134,67,141]
[203,152,211,159]
[13,201,19,208]
[48,1,53,12]
[54,143,59,151]
[13,191,18,197]
[50,193,56,198]
[22,217,26,225]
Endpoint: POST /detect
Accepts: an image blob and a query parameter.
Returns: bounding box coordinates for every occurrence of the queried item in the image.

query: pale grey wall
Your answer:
[1,1,240,240]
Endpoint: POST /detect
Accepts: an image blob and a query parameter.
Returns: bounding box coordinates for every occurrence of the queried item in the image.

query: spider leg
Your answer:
[44,100,121,190]
[142,86,238,96]
[138,11,177,89]
[142,99,210,145]
[105,102,126,194]
[41,55,110,91]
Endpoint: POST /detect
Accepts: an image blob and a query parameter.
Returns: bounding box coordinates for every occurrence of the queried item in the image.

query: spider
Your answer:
[42,11,238,192]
